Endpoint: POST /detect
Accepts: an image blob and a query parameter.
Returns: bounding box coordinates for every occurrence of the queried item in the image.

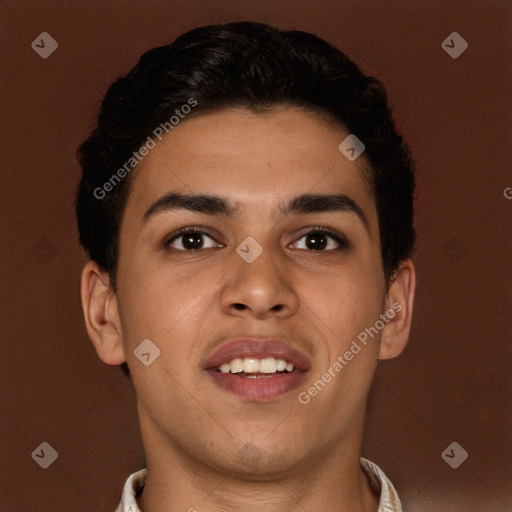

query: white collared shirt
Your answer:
[115,457,402,512]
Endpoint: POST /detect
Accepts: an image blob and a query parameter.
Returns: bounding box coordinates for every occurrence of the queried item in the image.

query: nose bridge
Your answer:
[236,235,280,284]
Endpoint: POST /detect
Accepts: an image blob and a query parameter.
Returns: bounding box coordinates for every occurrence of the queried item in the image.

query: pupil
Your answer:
[184,233,203,249]
[306,233,327,250]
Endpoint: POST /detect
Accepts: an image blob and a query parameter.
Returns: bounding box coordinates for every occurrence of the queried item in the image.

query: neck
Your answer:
[136,413,380,512]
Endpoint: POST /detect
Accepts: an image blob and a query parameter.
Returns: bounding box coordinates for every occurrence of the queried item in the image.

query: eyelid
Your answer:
[163,225,350,251]
[292,226,350,250]
[163,226,223,249]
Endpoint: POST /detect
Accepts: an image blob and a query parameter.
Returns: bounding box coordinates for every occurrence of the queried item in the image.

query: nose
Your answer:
[219,243,300,320]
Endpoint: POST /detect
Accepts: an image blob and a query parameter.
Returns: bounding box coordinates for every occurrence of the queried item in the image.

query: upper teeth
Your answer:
[218,357,294,374]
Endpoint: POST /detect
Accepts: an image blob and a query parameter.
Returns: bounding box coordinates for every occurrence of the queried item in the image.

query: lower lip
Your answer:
[206,370,308,402]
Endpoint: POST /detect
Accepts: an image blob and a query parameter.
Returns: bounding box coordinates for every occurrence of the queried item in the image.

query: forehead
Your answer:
[125,107,375,222]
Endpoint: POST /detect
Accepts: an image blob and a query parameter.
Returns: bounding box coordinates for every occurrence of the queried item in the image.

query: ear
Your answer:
[379,259,416,360]
[80,261,125,365]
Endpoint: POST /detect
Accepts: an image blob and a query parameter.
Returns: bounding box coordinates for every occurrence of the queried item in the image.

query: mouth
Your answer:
[216,356,296,376]
[203,339,311,402]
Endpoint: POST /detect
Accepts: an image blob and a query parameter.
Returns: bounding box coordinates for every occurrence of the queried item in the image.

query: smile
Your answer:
[204,339,311,402]
[215,357,295,375]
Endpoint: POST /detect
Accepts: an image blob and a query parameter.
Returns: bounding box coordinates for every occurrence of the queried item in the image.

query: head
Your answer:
[77,22,415,479]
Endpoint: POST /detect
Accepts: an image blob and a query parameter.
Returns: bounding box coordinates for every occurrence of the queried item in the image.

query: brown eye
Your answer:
[292,228,349,251]
[165,229,222,251]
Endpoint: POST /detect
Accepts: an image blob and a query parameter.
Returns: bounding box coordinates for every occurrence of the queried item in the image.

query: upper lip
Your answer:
[203,338,312,372]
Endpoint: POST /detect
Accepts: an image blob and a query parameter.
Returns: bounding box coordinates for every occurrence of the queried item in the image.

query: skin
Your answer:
[81,107,415,512]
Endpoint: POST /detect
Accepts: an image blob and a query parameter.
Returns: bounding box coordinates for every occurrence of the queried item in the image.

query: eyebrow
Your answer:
[143,192,369,231]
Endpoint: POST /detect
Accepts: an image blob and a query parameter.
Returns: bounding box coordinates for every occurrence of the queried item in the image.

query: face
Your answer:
[102,108,400,478]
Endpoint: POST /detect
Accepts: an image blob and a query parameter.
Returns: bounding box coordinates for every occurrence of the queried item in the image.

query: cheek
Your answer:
[300,271,384,390]
[303,260,384,333]
[116,270,213,398]
[116,260,235,392]
[116,256,214,345]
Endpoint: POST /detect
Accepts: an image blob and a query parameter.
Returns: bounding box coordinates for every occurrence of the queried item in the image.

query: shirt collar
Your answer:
[115,458,402,512]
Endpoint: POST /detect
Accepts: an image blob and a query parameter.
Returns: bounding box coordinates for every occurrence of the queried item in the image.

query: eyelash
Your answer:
[163,226,349,252]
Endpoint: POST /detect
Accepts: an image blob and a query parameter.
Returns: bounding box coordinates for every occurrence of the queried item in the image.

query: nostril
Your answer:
[234,303,246,310]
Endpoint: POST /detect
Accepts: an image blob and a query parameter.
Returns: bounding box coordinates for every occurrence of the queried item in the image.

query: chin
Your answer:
[212,441,303,481]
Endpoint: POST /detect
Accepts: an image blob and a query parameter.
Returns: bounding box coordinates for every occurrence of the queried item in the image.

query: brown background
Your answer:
[1,1,511,511]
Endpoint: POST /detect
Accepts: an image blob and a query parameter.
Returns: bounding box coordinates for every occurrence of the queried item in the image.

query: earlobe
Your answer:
[379,259,416,360]
[80,261,126,365]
